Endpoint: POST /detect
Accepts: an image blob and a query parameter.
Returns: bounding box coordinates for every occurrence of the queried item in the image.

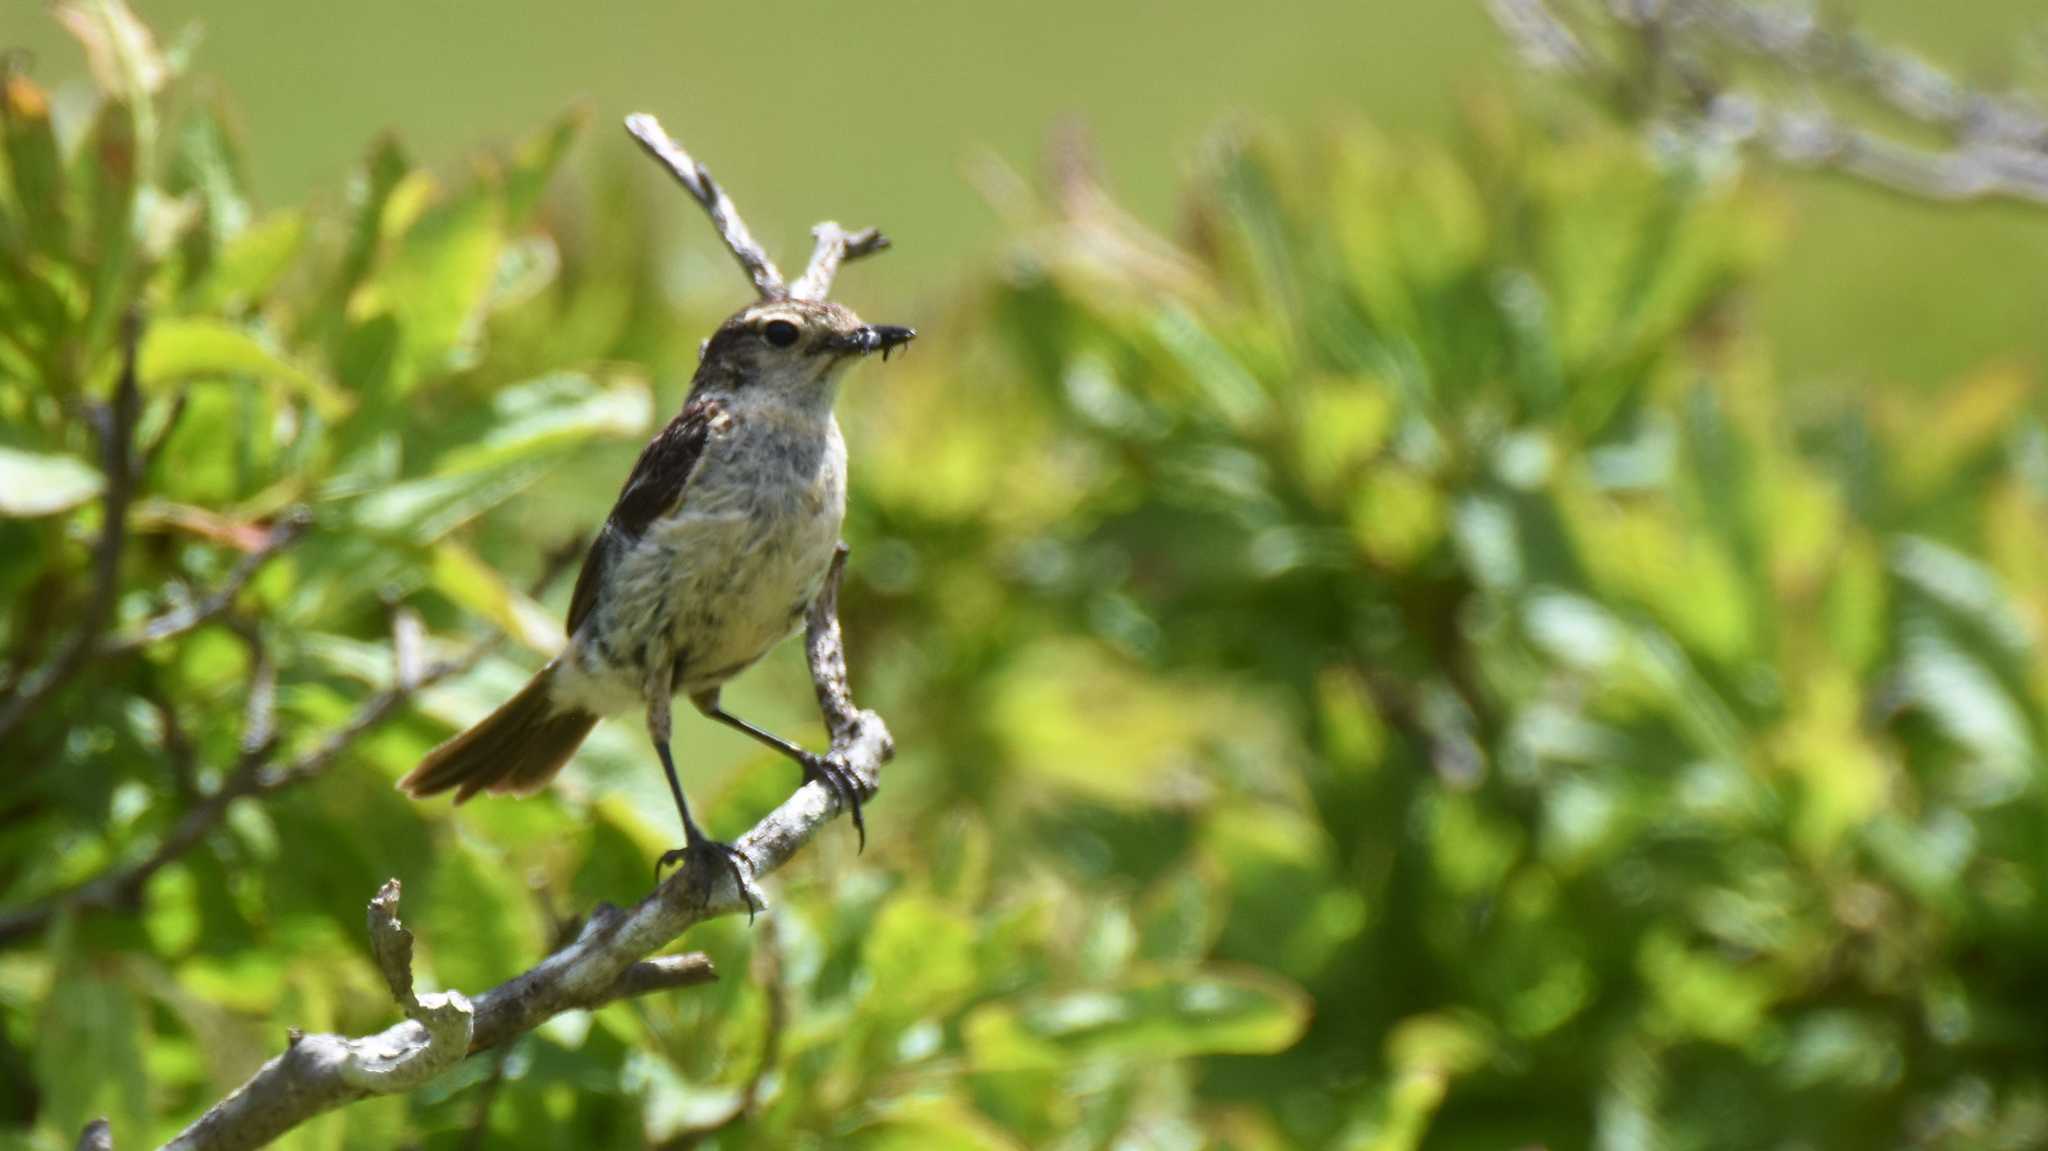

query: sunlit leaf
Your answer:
[78,96,141,351]
[968,968,1310,1064]
[191,210,305,312]
[353,182,505,384]
[502,106,586,223]
[431,371,650,476]
[346,455,556,544]
[429,541,564,656]
[862,893,979,1023]
[849,1100,1024,1151]
[2,69,69,257]
[0,446,103,516]
[35,952,151,1146]
[141,316,350,417]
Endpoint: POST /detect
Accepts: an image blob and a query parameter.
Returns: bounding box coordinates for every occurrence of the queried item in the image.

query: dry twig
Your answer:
[98,510,314,657]
[1487,0,2048,206]
[625,112,890,300]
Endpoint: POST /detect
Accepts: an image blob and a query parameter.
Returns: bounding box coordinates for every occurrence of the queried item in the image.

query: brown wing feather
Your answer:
[565,394,728,636]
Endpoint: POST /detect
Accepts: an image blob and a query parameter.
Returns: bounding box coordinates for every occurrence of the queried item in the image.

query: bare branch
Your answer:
[790,222,891,301]
[0,638,495,946]
[353,880,474,1091]
[1487,0,1592,73]
[0,309,145,743]
[224,615,279,770]
[98,510,314,657]
[139,674,200,804]
[390,605,426,692]
[605,952,720,999]
[624,113,786,298]
[76,1119,113,1151]
[0,541,588,942]
[807,543,860,733]
[1486,0,2048,207]
[158,549,889,1151]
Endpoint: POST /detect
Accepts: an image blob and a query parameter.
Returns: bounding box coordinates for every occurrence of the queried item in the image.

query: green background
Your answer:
[12,0,2047,384]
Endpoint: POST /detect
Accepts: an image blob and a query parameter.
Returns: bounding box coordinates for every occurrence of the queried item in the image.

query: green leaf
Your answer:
[861,893,980,1023]
[427,541,563,656]
[345,455,555,544]
[502,106,586,223]
[967,968,1310,1066]
[167,99,251,284]
[307,134,410,348]
[77,96,142,354]
[432,371,651,475]
[1136,865,1220,963]
[1148,302,1270,430]
[417,839,543,993]
[192,210,305,312]
[346,371,646,543]
[0,446,104,516]
[850,1100,1023,1151]
[36,954,151,1146]
[354,182,505,386]
[990,641,1260,805]
[141,316,350,417]
[2,69,69,258]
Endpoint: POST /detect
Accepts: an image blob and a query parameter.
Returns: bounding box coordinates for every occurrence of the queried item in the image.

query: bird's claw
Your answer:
[655,837,762,921]
[801,751,869,852]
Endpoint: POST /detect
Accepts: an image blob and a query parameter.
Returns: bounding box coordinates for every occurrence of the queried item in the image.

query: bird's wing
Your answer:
[565,394,732,637]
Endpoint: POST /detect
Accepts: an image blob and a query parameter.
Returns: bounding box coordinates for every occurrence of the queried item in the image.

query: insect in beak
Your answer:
[868,326,916,361]
[827,325,917,360]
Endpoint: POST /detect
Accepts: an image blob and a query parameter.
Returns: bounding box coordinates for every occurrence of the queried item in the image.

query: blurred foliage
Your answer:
[8,4,2048,1150]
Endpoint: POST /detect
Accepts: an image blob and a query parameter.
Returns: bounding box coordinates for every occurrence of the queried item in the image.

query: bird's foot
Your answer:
[655,836,762,920]
[801,751,870,852]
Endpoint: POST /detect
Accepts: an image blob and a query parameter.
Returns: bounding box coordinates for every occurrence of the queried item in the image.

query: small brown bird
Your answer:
[399,295,913,908]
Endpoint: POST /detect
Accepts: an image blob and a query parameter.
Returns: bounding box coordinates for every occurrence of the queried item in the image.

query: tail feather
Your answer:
[399,662,596,802]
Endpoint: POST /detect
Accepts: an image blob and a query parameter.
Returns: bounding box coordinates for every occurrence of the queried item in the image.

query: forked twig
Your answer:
[624,112,892,301]
[791,222,891,301]
[623,113,786,298]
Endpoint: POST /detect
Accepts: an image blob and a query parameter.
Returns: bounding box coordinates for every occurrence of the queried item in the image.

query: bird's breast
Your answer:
[566,416,847,707]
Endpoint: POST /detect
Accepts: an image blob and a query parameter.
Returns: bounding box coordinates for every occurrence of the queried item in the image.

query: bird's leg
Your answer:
[649,672,760,917]
[691,690,868,851]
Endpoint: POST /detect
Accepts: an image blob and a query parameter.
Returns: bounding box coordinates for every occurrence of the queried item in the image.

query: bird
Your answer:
[398,296,914,911]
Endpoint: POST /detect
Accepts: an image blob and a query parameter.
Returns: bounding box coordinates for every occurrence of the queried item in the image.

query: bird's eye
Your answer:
[762,320,800,348]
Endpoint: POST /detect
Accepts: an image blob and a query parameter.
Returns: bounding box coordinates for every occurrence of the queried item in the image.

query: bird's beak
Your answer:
[828,325,917,361]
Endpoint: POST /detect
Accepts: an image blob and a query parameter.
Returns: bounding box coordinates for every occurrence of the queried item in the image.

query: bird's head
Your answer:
[693,297,915,406]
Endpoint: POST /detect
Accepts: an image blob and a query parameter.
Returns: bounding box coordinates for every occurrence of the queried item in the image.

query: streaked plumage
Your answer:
[400,298,912,899]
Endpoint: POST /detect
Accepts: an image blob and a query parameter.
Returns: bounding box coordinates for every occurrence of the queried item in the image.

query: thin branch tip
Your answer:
[366,879,417,1007]
[76,1119,112,1151]
[624,111,785,297]
[792,221,893,300]
[627,111,899,301]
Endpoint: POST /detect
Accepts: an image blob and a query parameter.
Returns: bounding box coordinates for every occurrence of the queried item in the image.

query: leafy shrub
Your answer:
[7,4,2048,1150]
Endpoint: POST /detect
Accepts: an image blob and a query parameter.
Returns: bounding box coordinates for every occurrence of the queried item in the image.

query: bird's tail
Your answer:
[398,661,596,802]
